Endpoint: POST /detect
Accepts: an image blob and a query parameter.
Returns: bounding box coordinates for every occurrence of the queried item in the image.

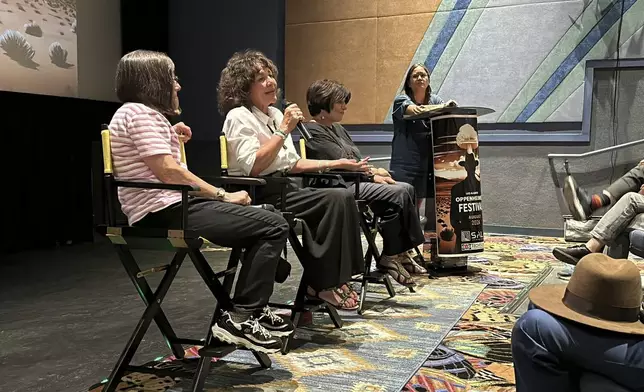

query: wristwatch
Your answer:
[215,188,226,201]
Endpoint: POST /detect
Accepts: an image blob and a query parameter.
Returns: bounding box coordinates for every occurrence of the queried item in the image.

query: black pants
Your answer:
[349,181,424,256]
[255,179,365,292]
[135,197,289,310]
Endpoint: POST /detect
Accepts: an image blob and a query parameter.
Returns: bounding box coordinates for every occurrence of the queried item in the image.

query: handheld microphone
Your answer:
[283,100,312,141]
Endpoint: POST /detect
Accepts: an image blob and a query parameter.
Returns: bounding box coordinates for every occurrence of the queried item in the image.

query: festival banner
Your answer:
[431,114,484,256]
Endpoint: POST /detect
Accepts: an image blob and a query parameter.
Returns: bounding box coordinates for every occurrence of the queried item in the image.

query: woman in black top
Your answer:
[390,63,456,203]
[304,79,427,286]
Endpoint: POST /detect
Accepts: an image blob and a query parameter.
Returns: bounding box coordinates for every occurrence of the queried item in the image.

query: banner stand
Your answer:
[405,107,494,276]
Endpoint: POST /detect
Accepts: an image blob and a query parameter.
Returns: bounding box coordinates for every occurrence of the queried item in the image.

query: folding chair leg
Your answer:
[326,305,343,328]
[384,275,396,298]
[359,219,381,264]
[253,352,272,368]
[187,248,235,311]
[117,245,186,359]
[103,251,186,392]
[358,278,368,315]
[282,277,308,354]
[413,246,425,263]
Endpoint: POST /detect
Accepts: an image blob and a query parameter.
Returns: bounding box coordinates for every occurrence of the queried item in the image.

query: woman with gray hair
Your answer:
[219,50,369,311]
[109,50,292,353]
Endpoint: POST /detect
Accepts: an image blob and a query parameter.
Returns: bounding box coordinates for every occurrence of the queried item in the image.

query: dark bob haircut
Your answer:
[115,50,178,115]
[217,49,280,116]
[402,63,432,105]
[306,79,351,117]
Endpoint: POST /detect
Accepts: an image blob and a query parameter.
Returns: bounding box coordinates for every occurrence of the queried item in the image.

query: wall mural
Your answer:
[285,0,644,125]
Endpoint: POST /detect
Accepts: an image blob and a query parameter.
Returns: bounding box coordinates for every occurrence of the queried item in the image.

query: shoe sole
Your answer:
[263,328,295,338]
[563,177,588,221]
[552,248,580,266]
[211,325,281,354]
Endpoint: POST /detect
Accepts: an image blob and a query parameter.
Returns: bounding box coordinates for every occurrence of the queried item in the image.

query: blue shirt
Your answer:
[390,93,444,178]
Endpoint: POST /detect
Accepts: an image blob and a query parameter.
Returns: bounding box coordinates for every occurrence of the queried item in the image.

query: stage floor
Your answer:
[0,235,568,392]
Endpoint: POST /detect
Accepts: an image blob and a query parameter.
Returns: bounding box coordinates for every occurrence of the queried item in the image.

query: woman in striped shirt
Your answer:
[108,50,293,354]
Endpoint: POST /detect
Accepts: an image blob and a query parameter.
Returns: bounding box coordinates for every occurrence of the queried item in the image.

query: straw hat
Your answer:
[529,253,644,335]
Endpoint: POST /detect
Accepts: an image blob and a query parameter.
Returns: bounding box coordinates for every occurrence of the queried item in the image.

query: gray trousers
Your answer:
[605,165,644,201]
[591,192,644,244]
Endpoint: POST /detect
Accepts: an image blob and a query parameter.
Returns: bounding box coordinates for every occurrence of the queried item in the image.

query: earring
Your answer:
[321,115,325,120]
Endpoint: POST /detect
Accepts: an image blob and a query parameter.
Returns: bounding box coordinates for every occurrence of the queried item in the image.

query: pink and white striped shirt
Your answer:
[108,102,185,225]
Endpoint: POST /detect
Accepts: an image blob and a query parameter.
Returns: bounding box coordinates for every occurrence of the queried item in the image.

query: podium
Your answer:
[404,106,494,275]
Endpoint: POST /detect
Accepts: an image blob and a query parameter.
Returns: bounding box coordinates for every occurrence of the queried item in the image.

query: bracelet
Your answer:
[317,160,323,173]
[274,130,287,140]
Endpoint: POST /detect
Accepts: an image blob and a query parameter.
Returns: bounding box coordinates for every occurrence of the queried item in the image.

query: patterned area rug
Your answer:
[403,235,564,392]
[89,240,485,392]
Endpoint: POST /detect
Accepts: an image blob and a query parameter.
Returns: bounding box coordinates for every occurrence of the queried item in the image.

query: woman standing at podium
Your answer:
[390,64,454,212]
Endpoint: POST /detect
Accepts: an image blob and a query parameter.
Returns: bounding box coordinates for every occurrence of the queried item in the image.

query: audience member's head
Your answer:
[306,79,351,123]
[530,254,644,334]
[403,63,432,104]
[115,50,181,116]
[217,50,280,115]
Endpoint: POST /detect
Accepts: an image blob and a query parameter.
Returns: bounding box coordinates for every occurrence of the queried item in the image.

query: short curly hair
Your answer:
[217,49,280,115]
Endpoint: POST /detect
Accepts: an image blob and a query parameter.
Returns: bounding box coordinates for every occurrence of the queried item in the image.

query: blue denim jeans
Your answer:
[511,303,644,392]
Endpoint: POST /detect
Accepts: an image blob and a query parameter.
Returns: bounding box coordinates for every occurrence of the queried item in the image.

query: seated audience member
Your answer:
[564,159,644,221]
[218,50,369,310]
[304,79,426,286]
[512,254,644,392]
[109,50,292,353]
[553,186,644,265]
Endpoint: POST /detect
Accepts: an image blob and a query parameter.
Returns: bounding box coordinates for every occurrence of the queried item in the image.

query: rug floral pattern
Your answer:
[88,235,569,392]
[89,238,486,392]
[403,235,564,392]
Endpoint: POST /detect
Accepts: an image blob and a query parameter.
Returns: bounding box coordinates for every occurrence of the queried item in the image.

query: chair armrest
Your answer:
[292,172,344,181]
[114,180,199,192]
[300,171,372,183]
[260,176,296,184]
[203,176,267,186]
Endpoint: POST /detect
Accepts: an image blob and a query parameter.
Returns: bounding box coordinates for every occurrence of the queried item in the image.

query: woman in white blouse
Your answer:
[219,50,368,311]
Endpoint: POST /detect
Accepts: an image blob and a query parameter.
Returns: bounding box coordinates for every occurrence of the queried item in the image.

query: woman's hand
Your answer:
[408,105,425,115]
[370,167,391,177]
[374,174,396,184]
[334,158,370,172]
[640,185,644,195]
[223,190,251,206]
[174,122,192,142]
[280,104,304,134]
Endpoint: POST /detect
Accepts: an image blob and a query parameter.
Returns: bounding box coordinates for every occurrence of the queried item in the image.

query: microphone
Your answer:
[283,100,312,141]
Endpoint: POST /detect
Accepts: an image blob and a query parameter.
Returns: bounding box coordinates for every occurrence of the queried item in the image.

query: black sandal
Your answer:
[377,256,416,287]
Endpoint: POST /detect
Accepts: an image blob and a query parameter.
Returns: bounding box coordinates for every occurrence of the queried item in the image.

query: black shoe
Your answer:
[552,245,591,266]
[255,306,294,337]
[563,176,592,221]
[211,311,282,354]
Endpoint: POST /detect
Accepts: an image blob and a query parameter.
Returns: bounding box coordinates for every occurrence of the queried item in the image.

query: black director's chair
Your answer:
[96,124,271,392]
[219,136,344,353]
[298,139,419,314]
